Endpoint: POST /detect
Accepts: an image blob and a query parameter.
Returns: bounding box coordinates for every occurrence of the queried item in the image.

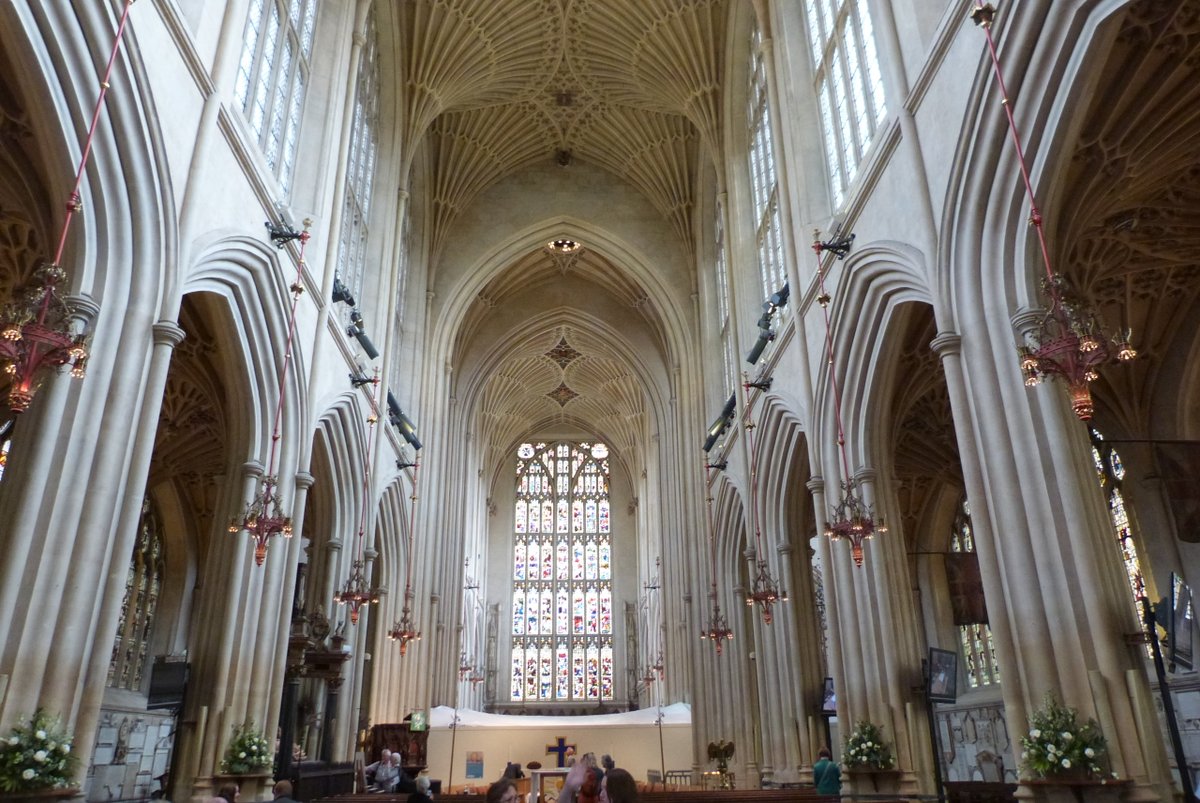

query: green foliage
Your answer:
[843,720,895,769]
[219,722,272,775]
[1020,695,1110,779]
[0,709,77,792]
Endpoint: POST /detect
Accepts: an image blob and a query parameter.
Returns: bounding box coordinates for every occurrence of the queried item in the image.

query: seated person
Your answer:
[408,775,433,803]
[366,749,393,788]
[373,752,402,792]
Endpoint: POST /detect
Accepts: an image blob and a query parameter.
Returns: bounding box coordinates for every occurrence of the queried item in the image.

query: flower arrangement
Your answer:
[0,709,77,792]
[219,722,272,775]
[843,721,895,770]
[1020,695,1109,779]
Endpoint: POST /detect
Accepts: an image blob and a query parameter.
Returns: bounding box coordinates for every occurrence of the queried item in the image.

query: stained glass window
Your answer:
[107,500,165,691]
[511,442,613,701]
[233,0,318,193]
[1091,429,1148,612]
[951,498,1000,688]
[748,25,786,298]
[802,0,887,207]
[0,428,11,483]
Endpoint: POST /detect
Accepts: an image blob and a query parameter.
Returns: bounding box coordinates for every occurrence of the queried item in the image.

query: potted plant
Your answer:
[843,720,895,770]
[1019,695,1125,802]
[842,721,899,795]
[1021,694,1114,778]
[0,710,78,802]
[215,722,272,802]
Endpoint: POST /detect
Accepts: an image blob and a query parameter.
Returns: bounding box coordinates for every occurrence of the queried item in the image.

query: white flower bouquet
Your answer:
[0,709,77,792]
[1020,695,1110,779]
[219,722,272,775]
[843,720,895,770]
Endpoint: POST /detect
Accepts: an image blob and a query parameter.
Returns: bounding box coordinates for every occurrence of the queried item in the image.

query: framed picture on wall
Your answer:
[820,676,837,716]
[928,647,958,703]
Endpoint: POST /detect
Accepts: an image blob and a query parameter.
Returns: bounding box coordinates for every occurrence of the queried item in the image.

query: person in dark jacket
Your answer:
[813,747,841,795]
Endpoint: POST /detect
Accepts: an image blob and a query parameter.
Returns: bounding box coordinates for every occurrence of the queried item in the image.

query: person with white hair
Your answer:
[408,774,433,803]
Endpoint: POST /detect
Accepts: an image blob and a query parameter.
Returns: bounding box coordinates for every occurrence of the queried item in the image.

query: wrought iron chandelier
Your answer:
[0,2,138,413]
[972,2,1134,421]
[388,458,423,655]
[335,371,383,624]
[741,374,787,622]
[698,460,734,654]
[813,231,887,567]
[388,586,421,657]
[228,221,311,564]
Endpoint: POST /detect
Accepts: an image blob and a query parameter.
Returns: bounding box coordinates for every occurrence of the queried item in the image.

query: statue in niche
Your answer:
[113,717,132,765]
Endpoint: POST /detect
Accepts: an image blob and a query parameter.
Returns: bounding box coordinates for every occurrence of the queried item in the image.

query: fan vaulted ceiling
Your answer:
[396,0,730,474]
[395,0,726,258]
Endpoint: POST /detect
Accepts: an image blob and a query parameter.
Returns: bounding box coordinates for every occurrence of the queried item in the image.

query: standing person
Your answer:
[598,755,615,782]
[272,780,300,803]
[600,769,638,803]
[813,747,841,795]
[561,752,596,803]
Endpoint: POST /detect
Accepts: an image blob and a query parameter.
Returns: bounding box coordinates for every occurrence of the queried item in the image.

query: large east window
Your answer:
[748,25,785,298]
[510,442,614,702]
[233,0,318,193]
[803,0,887,207]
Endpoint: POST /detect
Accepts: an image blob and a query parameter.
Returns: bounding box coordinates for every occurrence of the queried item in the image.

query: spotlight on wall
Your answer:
[387,390,423,450]
[764,283,790,315]
[746,330,776,365]
[332,275,356,306]
[346,309,379,359]
[702,393,737,452]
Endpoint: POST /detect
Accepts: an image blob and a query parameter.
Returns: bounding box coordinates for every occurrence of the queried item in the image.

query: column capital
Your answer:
[240,460,265,479]
[1011,306,1044,340]
[66,293,100,326]
[295,471,316,490]
[153,320,187,347]
[929,331,961,358]
[806,475,825,494]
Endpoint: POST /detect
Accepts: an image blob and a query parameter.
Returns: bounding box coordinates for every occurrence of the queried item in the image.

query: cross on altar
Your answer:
[546,737,576,767]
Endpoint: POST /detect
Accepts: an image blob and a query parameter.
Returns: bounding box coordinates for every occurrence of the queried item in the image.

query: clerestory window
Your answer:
[748,24,786,299]
[233,0,318,194]
[803,0,887,207]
